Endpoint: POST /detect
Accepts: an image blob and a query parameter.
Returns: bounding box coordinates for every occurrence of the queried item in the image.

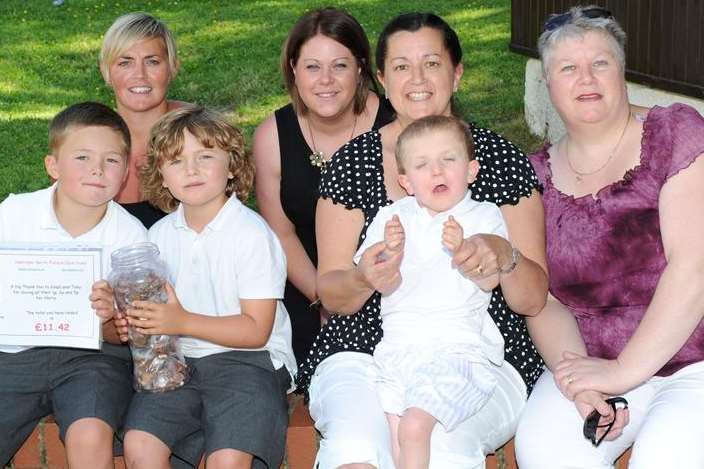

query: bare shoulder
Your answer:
[252,114,281,169]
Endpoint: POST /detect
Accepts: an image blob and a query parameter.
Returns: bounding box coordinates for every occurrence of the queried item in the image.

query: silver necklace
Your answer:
[307,114,358,169]
[566,112,631,183]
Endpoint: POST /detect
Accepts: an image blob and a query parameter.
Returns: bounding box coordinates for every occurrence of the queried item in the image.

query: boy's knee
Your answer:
[397,411,434,446]
[64,417,112,452]
[64,418,114,468]
[206,448,253,469]
[123,430,170,469]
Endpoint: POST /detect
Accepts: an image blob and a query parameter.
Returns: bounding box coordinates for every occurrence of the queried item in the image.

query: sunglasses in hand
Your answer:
[582,396,629,447]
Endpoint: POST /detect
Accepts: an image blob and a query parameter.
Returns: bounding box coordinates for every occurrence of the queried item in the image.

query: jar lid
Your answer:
[110,241,161,269]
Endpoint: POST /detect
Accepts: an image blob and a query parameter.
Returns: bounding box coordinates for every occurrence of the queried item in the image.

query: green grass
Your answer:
[0,0,543,202]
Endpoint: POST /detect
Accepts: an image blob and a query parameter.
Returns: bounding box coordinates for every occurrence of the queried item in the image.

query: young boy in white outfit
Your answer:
[121,106,296,469]
[354,115,507,469]
[0,102,147,468]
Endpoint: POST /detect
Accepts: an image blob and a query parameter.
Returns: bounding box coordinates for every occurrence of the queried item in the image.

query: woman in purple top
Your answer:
[515,6,704,468]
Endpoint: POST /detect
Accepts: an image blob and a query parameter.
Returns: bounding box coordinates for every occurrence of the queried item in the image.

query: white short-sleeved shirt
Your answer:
[355,192,506,365]
[0,184,148,353]
[147,196,297,381]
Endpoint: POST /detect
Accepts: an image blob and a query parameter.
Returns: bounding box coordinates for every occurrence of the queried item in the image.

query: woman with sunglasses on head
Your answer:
[100,12,188,228]
[515,6,704,468]
[296,12,549,468]
[253,7,393,367]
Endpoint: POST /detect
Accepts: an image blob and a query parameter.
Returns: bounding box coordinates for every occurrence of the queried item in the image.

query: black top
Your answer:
[274,98,394,365]
[296,125,545,394]
[121,201,167,229]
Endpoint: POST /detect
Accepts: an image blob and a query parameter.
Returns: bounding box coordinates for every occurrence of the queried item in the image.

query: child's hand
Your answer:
[442,215,464,253]
[113,312,130,343]
[90,281,116,324]
[126,283,190,336]
[382,215,405,259]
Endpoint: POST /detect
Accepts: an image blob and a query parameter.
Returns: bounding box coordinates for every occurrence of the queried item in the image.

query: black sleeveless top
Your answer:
[274,98,393,365]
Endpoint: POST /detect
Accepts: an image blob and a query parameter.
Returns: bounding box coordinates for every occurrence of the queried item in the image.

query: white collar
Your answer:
[38,183,116,243]
[172,196,242,233]
[411,190,475,223]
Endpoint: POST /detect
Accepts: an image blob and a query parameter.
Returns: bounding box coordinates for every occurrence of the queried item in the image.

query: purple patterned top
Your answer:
[530,103,704,377]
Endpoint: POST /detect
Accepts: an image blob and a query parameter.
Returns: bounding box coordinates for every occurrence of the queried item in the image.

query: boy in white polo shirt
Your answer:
[121,106,295,469]
[0,102,147,468]
[354,115,509,469]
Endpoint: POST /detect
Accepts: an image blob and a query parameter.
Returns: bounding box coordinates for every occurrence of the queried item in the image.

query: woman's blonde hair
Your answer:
[100,12,179,82]
[140,106,254,213]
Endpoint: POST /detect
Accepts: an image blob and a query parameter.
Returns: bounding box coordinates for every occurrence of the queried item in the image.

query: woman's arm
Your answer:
[451,190,548,316]
[253,115,318,302]
[498,189,549,315]
[526,293,587,370]
[557,153,704,396]
[316,197,402,314]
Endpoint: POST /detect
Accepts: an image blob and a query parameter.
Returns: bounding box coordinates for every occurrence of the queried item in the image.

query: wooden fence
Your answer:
[510,0,704,99]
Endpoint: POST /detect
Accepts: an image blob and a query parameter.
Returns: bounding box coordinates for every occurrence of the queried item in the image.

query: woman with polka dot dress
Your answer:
[297,12,549,468]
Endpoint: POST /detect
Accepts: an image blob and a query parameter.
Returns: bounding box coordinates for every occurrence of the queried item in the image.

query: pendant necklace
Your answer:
[308,114,358,169]
[566,112,631,183]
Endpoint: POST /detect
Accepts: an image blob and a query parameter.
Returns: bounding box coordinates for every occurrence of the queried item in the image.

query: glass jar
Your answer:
[108,242,188,392]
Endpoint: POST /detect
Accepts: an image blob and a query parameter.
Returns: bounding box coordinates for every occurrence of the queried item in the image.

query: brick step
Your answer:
[9,399,631,469]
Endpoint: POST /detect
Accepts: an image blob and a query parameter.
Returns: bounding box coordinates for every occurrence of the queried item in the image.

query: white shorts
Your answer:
[515,361,704,469]
[309,351,527,469]
[373,342,496,431]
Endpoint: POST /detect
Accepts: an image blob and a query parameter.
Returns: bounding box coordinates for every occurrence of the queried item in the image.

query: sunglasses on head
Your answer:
[544,7,614,32]
[582,396,628,447]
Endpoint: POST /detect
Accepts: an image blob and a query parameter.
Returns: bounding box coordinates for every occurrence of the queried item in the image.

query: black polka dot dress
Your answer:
[296,124,545,394]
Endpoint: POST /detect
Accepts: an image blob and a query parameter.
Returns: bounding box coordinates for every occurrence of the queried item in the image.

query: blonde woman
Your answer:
[100,12,186,226]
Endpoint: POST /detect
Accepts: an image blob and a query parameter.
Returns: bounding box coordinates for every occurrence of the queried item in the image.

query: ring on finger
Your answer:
[566,375,574,385]
[475,265,484,275]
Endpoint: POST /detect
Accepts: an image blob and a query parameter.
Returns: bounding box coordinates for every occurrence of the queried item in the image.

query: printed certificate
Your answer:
[0,244,102,349]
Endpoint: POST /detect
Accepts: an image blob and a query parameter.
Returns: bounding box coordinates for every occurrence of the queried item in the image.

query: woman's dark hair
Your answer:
[281,7,377,115]
[376,12,463,75]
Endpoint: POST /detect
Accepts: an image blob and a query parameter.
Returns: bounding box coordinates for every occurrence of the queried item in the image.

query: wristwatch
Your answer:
[499,247,521,275]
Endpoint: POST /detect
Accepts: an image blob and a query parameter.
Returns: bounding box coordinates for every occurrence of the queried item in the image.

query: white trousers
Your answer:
[308,351,527,469]
[515,361,704,469]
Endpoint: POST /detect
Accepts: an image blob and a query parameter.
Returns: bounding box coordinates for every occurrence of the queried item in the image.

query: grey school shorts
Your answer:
[0,345,133,467]
[124,350,290,469]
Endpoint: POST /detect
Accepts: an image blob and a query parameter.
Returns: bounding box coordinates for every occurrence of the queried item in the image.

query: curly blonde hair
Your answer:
[140,105,254,213]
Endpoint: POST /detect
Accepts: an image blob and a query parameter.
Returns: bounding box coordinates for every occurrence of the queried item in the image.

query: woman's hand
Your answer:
[555,351,627,398]
[126,283,191,336]
[451,233,510,279]
[574,390,630,442]
[357,240,403,296]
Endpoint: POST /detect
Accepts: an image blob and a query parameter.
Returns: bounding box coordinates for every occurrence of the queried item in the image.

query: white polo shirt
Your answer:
[0,184,148,353]
[355,192,506,365]
[147,196,296,380]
